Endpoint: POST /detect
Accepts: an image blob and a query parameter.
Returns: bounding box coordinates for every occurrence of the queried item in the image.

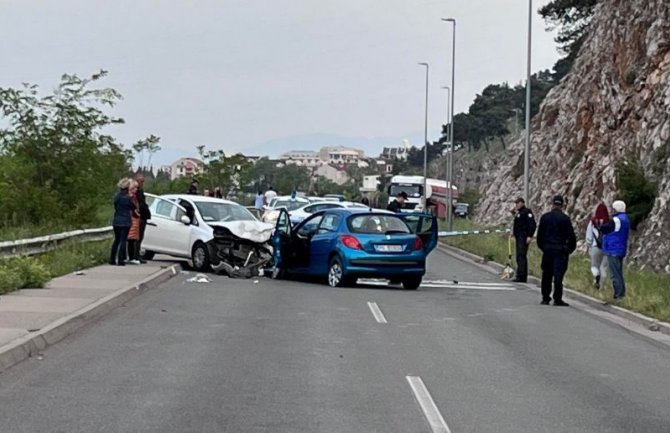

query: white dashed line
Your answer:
[367,302,388,324]
[406,376,452,433]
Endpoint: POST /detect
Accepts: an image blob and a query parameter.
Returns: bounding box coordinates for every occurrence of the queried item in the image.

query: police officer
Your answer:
[512,197,537,282]
[536,195,577,306]
[387,191,408,213]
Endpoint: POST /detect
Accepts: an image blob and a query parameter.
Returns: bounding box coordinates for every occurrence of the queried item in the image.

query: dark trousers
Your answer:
[515,237,528,280]
[137,219,148,258]
[607,255,626,298]
[541,250,569,302]
[128,239,139,261]
[110,226,130,264]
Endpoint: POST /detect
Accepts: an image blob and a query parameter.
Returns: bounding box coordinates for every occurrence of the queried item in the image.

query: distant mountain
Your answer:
[242,132,425,158]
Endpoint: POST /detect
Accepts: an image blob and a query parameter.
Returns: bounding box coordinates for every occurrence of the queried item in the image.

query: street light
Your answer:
[442,17,456,231]
[524,0,532,205]
[441,86,451,222]
[418,62,429,210]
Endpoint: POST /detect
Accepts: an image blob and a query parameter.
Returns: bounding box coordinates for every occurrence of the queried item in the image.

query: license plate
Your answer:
[374,244,403,252]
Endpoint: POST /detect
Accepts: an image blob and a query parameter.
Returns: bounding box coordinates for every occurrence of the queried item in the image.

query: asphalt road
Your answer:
[1,249,669,433]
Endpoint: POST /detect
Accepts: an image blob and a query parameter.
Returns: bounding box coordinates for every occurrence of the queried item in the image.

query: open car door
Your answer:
[272,208,293,276]
[398,213,438,254]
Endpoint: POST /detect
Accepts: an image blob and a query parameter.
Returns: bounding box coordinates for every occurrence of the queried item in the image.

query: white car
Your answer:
[142,194,274,272]
[261,196,310,224]
[289,201,369,225]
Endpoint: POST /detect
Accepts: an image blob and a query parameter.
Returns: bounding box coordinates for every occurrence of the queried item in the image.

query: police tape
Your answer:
[438,229,511,237]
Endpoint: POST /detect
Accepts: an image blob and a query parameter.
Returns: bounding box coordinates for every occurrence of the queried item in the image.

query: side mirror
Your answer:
[180,215,191,225]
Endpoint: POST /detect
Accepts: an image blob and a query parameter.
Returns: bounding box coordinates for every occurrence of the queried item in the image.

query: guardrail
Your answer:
[0,227,113,259]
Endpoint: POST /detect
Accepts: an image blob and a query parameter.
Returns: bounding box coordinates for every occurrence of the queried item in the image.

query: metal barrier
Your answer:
[0,227,113,259]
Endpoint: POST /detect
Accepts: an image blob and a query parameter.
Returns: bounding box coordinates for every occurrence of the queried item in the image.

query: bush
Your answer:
[616,159,657,230]
[0,266,22,294]
[12,257,52,288]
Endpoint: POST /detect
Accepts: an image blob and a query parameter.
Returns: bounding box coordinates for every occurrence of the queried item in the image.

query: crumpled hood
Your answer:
[210,220,274,243]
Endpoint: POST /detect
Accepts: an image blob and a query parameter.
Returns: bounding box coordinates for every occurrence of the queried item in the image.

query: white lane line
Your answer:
[358,279,515,291]
[420,284,516,291]
[367,302,388,324]
[406,376,452,433]
[423,280,515,287]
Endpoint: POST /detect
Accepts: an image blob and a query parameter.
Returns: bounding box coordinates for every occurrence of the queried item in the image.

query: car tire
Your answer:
[327,256,351,288]
[402,277,422,290]
[191,242,211,272]
[140,250,155,261]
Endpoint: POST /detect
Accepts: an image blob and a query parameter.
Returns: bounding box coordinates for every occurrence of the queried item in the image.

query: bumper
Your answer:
[340,250,426,278]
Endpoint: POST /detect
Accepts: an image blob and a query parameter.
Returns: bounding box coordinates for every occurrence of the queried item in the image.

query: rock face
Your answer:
[475,0,670,271]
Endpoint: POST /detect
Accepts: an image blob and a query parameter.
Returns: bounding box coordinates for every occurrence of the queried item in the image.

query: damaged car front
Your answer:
[207,220,274,278]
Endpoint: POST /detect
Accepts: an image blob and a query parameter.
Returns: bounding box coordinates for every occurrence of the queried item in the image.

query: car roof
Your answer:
[160,194,241,206]
[322,208,394,216]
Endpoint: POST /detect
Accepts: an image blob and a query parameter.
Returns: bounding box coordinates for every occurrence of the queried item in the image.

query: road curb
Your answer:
[0,264,180,373]
[438,244,670,337]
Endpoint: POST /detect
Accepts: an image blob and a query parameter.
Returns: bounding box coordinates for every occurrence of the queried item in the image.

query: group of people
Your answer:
[110,175,151,266]
[187,179,224,198]
[513,195,630,306]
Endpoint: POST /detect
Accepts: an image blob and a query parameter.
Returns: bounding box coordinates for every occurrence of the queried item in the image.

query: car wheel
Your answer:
[327,256,349,288]
[402,277,422,290]
[140,250,155,260]
[191,242,211,272]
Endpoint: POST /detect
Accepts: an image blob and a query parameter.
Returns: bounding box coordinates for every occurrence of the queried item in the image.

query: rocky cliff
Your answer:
[474,0,670,271]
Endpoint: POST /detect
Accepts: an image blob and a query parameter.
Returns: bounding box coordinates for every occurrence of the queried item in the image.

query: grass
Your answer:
[0,240,110,295]
[0,206,113,241]
[441,218,670,323]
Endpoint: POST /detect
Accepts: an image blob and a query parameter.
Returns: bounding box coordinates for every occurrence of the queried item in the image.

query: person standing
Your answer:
[126,180,142,265]
[214,187,223,199]
[135,174,151,264]
[387,191,407,213]
[254,191,265,218]
[536,195,577,306]
[110,178,135,266]
[512,197,537,283]
[585,202,609,289]
[600,200,630,301]
[187,179,199,195]
[264,186,277,205]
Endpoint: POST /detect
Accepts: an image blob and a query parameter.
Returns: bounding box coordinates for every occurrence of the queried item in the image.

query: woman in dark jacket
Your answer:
[110,178,135,266]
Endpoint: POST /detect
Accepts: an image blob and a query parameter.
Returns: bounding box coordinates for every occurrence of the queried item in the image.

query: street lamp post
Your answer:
[418,62,429,211]
[524,0,532,205]
[443,17,456,231]
[442,86,451,222]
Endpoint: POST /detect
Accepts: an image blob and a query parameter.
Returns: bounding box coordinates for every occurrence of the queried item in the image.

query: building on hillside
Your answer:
[164,157,205,180]
[360,175,381,193]
[279,150,322,167]
[381,140,412,161]
[245,155,262,164]
[321,146,365,164]
[314,164,350,185]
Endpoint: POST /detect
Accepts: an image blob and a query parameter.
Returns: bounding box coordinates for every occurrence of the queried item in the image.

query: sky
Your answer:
[0,0,559,165]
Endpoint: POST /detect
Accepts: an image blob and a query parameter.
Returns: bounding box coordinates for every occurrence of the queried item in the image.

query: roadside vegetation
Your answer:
[442,219,670,323]
[0,240,109,295]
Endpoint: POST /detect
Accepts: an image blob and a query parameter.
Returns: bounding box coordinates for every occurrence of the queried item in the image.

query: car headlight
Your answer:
[264,210,280,223]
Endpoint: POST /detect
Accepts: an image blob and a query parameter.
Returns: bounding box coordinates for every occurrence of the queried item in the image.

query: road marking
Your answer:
[367,302,388,324]
[423,280,514,287]
[358,279,515,291]
[406,376,452,433]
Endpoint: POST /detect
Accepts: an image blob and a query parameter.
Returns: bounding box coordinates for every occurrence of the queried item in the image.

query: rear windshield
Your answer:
[274,199,308,211]
[347,215,410,234]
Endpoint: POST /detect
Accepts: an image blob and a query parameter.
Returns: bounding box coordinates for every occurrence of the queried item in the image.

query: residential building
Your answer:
[164,157,204,180]
[314,164,350,185]
[381,140,412,161]
[360,175,380,193]
[320,146,365,164]
[279,150,322,167]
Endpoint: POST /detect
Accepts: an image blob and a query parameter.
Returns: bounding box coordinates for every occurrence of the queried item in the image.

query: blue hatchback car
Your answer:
[272,208,438,290]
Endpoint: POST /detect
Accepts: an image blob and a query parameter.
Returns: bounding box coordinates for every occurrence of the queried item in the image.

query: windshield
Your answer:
[274,199,308,211]
[347,215,411,234]
[389,184,422,198]
[194,201,256,222]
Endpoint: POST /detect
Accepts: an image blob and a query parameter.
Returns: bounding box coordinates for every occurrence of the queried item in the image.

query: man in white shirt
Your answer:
[264,187,277,204]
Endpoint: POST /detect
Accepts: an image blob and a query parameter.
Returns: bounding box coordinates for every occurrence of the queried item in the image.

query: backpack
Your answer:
[593,226,603,249]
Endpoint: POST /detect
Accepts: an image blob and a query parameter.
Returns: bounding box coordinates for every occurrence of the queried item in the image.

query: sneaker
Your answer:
[128,260,141,265]
[540,300,550,305]
[594,275,601,290]
[108,261,116,266]
[139,260,148,264]
[513,278,527,283]
[554,300,570,307]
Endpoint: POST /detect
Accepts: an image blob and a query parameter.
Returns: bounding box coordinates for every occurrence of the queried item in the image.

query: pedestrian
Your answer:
[126,180,142,265]
[585,202,609,289]
[512,197,537,283]
[536,195,577,307]
[387,191,408,213]
[110,178,135,266]
[203,188,211,197]
[600,200,630,301]
[254,191,265,218]
[187,179,199,195]
[361,197,370,206]
[214,187,223,199]
[135,174,151,264]
[265,186,277,204]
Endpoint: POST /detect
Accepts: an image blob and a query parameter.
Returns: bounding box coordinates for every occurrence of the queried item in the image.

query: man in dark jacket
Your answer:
[512,197,537,282]
[536,195,577,306]
[187,179,199,195]
[135,174,152,263]
[387,191,408,213]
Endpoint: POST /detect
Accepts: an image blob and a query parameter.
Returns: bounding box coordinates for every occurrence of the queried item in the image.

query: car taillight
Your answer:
[413,236,423,251]
[341,235,363,250]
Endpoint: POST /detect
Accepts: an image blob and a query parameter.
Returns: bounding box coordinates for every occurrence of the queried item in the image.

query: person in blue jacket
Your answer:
[109,178,136,266]
[599,200,630,300]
